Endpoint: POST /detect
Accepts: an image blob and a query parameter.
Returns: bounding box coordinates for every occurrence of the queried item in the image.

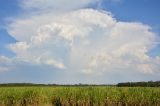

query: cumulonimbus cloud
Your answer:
[7,8,160,78]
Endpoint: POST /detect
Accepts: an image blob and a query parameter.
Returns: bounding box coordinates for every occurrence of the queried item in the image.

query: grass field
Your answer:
[0,86,159,106]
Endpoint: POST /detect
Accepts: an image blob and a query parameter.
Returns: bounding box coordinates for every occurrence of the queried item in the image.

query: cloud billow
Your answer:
[1,0,160,83]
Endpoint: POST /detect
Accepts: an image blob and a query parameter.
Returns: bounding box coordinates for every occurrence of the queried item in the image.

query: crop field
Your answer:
[0,86,159,106]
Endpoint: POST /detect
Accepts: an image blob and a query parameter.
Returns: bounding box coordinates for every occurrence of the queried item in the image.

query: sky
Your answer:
[0,0,160,84]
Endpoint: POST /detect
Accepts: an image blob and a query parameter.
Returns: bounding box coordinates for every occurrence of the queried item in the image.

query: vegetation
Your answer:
[0,86,159,106]
[0,81,159,87]
[117,81,160,87]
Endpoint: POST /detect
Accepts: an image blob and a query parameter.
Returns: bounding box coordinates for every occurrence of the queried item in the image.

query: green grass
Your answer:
[0,86,159,106]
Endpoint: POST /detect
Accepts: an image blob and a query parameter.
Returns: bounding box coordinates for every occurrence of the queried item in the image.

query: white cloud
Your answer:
[3,0,160,83]
[9,42,29,56]
[8,41,66,69]
[0,56,12,72]
[45,59,66,69]
[7,9,160,76]
[20,0,98,11]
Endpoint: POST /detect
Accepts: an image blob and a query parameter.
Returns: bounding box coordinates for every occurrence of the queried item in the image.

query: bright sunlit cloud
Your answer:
[0,0,160,83]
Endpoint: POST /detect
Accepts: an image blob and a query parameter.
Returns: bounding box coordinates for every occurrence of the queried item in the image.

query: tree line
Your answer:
[117,81,160,87]
[0,81,159,87]
[0,83,114,87]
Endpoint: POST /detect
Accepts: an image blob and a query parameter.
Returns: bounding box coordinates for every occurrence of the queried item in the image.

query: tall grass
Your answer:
[0,86,159,106]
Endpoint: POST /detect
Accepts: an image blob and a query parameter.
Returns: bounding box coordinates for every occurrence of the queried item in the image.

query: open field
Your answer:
[0,86,159,106]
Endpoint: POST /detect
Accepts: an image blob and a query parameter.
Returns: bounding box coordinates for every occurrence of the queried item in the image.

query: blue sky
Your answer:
[0,0,160,84]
